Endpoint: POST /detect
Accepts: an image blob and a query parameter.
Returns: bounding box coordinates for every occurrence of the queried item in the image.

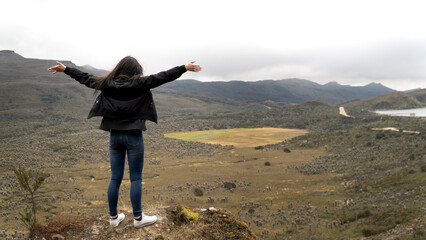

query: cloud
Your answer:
[1,0,426,91]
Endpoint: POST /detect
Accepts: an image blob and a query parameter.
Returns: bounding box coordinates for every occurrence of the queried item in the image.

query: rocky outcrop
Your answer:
[32,205,256,240]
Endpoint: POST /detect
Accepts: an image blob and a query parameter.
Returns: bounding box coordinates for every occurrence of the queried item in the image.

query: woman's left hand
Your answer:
[48,61,66,74]
[185,61,202,72]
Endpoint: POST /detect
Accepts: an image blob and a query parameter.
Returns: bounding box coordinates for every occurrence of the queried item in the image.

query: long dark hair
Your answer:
[92,56,143,95]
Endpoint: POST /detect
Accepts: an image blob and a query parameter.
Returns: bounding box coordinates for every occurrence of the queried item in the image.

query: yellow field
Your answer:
[164,127,309,147]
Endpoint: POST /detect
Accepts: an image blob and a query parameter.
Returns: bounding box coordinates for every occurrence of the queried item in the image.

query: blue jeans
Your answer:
[107,129,144,218]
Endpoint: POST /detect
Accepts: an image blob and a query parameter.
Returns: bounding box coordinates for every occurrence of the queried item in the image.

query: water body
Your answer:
[375,108,426,117]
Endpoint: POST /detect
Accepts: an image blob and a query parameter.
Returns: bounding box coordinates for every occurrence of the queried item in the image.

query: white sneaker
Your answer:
[133,213,157,228]
[109,213,125,227]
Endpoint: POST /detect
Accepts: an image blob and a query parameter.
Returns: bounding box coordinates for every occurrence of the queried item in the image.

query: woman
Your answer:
[48,57,201,228]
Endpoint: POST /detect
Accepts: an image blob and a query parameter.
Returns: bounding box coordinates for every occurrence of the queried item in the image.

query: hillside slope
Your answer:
[343,89,426,110]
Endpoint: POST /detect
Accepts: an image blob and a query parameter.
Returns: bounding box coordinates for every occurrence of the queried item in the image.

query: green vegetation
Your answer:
[376,132,386,139]
[264,161,271,166]
[49,144,72,152]
[223,182,236,190]
[411,227,425,239]
[170,204,199,225]
[193,187,204,197]
[361,208,414,237]
[61,157,77,163]
[338,205,372,224]
[13,165,48,235]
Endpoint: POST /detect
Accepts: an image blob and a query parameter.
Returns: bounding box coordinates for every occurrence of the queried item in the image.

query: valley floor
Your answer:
[0,104,425,239]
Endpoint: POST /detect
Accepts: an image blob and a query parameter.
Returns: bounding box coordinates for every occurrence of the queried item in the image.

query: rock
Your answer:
[168,204,199,225]
[209,207,218,211]
[90,225,100,235]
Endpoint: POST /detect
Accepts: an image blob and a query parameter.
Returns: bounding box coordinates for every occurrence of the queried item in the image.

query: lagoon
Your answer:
[375,108,426,117]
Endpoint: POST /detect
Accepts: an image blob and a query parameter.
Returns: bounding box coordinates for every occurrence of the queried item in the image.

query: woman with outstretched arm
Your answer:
[48,57,201,228]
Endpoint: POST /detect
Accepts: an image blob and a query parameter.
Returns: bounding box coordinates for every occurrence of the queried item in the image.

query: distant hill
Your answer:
[343,89,426,110]
[157,79,395,104]
[403,88,422,93]
[0,50,94,120]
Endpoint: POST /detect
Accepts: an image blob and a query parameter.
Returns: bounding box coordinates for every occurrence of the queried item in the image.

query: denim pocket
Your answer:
[126,131,141,146]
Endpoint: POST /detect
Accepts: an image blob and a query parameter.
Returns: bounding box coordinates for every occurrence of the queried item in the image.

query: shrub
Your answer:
[339,206,371,224]
[32,215,93,237]
[421,165,426,172]
[376,132,386,139]
[49,144,72,152]
[264,161,271,166]
[283,148,291,153]
[248,208,255,214]
[362,226,387,237]
[35,215,76,234]
[223,182,236,190]
[413,228,424,239]
[254,146,264,150]
[361,208,412,237]
[357,209,371,219]
[362,226,376,236]
[193,187,204,197]
[61,157,77,163]
[13,165,48,234]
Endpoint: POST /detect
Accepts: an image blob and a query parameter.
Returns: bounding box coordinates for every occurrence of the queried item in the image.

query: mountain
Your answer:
[81,64,108,76]
[343,88,426,110]
[157,79,395,104]
[323,81,342,87]
[0,49,396,125]
[0,50,270,135]
[0,50,94,121]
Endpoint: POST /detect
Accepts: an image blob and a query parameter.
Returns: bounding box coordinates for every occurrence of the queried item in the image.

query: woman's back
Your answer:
[47,57,201,228]
[101,78,149,101]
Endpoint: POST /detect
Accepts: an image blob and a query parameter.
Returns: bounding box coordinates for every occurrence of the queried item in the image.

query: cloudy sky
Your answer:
[1,0,425,90]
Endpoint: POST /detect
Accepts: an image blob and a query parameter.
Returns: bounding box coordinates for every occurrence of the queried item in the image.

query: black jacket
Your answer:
[64,65,187,130]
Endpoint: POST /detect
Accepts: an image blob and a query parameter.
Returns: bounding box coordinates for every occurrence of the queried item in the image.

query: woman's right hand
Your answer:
[185,61,202,72]
[48,61,66,74]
